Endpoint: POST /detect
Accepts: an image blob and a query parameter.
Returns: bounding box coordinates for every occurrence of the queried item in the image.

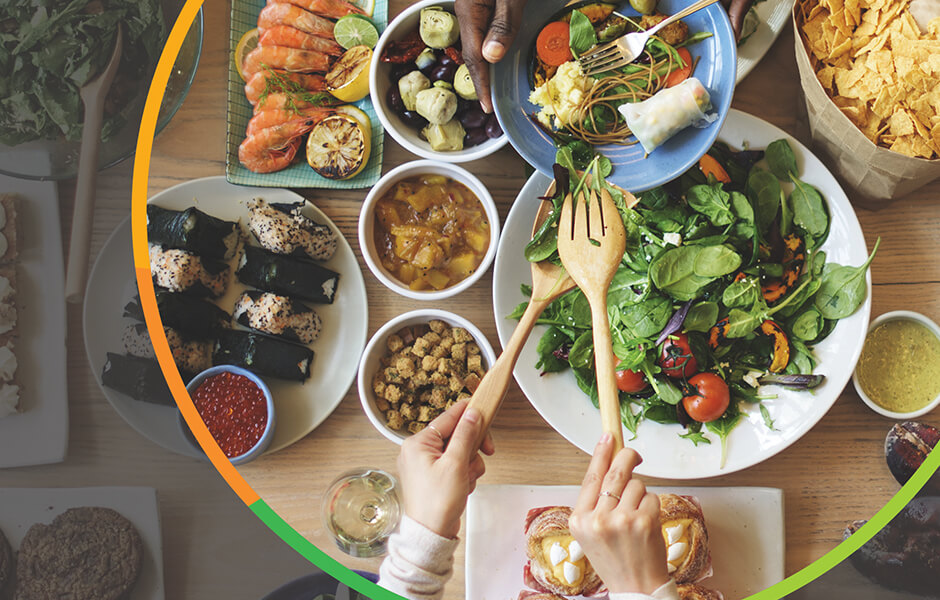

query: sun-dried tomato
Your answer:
[444,46,464,65]
[379,30,425,63]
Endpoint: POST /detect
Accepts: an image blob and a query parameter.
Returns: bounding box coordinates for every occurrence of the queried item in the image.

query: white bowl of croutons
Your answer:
[358,309,497,444]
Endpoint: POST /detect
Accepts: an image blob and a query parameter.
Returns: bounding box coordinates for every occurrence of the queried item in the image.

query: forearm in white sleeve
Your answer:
[610,579,680,600]
[378,515,460,600]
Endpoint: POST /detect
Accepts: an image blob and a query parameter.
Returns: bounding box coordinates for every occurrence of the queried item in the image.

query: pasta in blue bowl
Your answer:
[491,0,736,192]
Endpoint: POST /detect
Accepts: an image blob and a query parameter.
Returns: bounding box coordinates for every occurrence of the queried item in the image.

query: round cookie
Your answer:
[15,507,142,600]
[0,526,12,593]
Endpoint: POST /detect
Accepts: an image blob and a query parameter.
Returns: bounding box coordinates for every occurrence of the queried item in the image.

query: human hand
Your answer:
[397,400,496,539]
[568,434,670,595]
[454,0,528,113]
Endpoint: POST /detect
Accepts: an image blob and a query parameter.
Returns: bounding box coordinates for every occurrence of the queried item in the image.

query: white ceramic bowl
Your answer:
[180,365,276,465]
[358,309,497,445]
[369,0,509,162]
[359,159,500,300]
[852,310,940,419]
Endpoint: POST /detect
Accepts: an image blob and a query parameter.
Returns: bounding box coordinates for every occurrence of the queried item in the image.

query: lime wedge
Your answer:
[334,15,379,49]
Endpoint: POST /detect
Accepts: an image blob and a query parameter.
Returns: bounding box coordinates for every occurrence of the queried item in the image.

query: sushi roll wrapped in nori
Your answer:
[147,205,242,260]
[247,198,338,261]
[101,353,175,406]
[233,291,322,345]
[124,291,230,340]
[122,323,213,376]
[150,244,230,298]
[237,246,339,304]
[213,329,314,382]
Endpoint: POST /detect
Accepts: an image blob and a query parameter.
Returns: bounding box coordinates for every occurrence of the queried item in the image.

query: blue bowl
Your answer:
[491,0,737,192]
[181,365,276,465]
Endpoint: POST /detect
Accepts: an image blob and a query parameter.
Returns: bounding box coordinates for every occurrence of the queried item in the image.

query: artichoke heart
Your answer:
[399,70,431,112]
[423,119,465,152]
[420,7,460,49]
[454,64,478,100]
[415,87,457,125]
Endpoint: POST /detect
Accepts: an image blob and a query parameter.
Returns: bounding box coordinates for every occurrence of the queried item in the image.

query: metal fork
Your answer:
[579,0,720,76]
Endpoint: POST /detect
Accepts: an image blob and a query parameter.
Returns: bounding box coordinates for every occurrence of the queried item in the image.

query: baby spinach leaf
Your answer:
[686,183,735,226]
[725,308,763,338]
[774,276,821,318]
[644,401,680,423]
[638,186,670,210]
[789,177,829,239]
[535,326,570,372]
[722,276,761,308]
[693,245,742,277]
[621,401,640,434]
[705,402,742,468]
[507,300,528,320]
[685,301,719,332]
[766,139,798,181]
[620,295,673,338]
[568,330,595,368]
[573,366,599,408]
[814,238,880,319]
[649,246,713,301]
[568,10,597,56]
[657,378,683,405]
[747,168,782,234]
[791,307,824,341]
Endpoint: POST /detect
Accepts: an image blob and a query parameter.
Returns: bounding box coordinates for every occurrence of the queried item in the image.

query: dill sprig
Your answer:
[257,66,336,114]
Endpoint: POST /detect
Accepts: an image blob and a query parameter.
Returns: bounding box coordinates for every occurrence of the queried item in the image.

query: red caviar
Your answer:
[193,371,267,458]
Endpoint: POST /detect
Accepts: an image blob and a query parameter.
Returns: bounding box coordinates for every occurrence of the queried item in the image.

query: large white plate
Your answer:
[0,487,164,600]
[0,171,68,468]
[492,109,871,479]
[84,176,368,457]
[736,0,795,83]
[466,484,785,600]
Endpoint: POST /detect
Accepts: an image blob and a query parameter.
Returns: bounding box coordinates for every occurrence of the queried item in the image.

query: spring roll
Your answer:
[619,77,714,154]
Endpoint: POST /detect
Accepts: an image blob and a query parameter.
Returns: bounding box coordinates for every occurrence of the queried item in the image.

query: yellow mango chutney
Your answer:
[856,318,940,414]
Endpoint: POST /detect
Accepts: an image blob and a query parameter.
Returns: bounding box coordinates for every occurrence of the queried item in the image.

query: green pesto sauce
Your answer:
[857,319,940,413]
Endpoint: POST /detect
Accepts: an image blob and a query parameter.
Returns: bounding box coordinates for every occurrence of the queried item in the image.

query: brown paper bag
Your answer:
[791,10,940,203]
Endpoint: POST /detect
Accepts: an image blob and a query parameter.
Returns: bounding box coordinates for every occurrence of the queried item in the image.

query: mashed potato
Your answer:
[529,61,595,129]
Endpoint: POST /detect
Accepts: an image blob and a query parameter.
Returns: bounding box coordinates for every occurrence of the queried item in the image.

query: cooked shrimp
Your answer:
[261,25,343,55]
[246,108,333,136]
[239,118,317,173]
[245,70,328,104]
[258,3,334,39]
[253,92,326,112]
[267,0,366,19]
[242,45,332,79]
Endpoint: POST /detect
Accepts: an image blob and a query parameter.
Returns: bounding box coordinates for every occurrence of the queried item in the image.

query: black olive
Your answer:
[399,110,428,130]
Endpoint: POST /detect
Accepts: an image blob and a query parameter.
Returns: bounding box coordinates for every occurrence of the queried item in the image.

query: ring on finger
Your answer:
[600,490,621,502]
[426,423,444,438]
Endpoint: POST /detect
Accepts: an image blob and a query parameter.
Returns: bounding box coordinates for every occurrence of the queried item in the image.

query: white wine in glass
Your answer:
[322,467,402,557]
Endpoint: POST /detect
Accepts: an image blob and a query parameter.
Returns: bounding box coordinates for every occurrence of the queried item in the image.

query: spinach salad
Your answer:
[511,138,877,465]
[0,0,165,145]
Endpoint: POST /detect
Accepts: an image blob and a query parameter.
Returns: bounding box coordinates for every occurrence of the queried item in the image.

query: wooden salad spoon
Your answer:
[467,187,575,449]
[557,188,627,452]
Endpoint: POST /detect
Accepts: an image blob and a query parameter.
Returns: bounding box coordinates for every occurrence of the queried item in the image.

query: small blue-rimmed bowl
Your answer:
[180,365,276,465]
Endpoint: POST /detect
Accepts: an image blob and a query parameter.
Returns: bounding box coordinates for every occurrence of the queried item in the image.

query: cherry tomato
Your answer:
[658,333,698,379]
[682,373,730,423]
[615,361,647,393]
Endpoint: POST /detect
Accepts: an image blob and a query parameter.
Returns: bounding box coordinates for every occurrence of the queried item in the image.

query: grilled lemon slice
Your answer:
[326,45,373,102]
[306,107,371,180]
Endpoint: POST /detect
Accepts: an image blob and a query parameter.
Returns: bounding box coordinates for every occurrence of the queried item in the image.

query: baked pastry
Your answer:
[0,526,12,595]
[523,506,605,597]
[15,507,143,600]
[678,583,724,600]
[659,494,712,584]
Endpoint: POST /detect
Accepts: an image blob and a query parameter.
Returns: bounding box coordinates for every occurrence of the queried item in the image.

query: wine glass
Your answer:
[322,467,402,558]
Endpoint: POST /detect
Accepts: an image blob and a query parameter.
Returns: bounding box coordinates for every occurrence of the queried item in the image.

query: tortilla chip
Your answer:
[888,109,915,136]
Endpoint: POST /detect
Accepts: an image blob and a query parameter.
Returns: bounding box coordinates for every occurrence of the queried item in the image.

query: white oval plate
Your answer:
[84,176,368,457]
[736,0,795,83]
[492,109,871,479]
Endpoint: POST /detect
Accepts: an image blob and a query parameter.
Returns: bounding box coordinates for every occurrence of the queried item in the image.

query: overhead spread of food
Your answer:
[513,137,876,464]
[378,5,504,151]
[0,0,165,146]
[528,3,715,158]
[796,0,940,159]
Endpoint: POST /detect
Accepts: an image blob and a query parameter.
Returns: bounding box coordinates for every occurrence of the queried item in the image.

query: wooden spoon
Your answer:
[557,188,627,452]
[65,26,124,303]
[467,188,575,449]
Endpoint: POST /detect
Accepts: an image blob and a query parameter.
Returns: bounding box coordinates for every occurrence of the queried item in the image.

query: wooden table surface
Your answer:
[34,0,940,598]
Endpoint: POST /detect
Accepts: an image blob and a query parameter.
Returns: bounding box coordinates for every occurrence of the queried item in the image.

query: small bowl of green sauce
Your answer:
[853,311,940,419]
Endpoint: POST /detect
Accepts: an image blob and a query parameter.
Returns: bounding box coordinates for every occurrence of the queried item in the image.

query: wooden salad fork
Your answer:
[467,192,575,449]
[557,188,627,451]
